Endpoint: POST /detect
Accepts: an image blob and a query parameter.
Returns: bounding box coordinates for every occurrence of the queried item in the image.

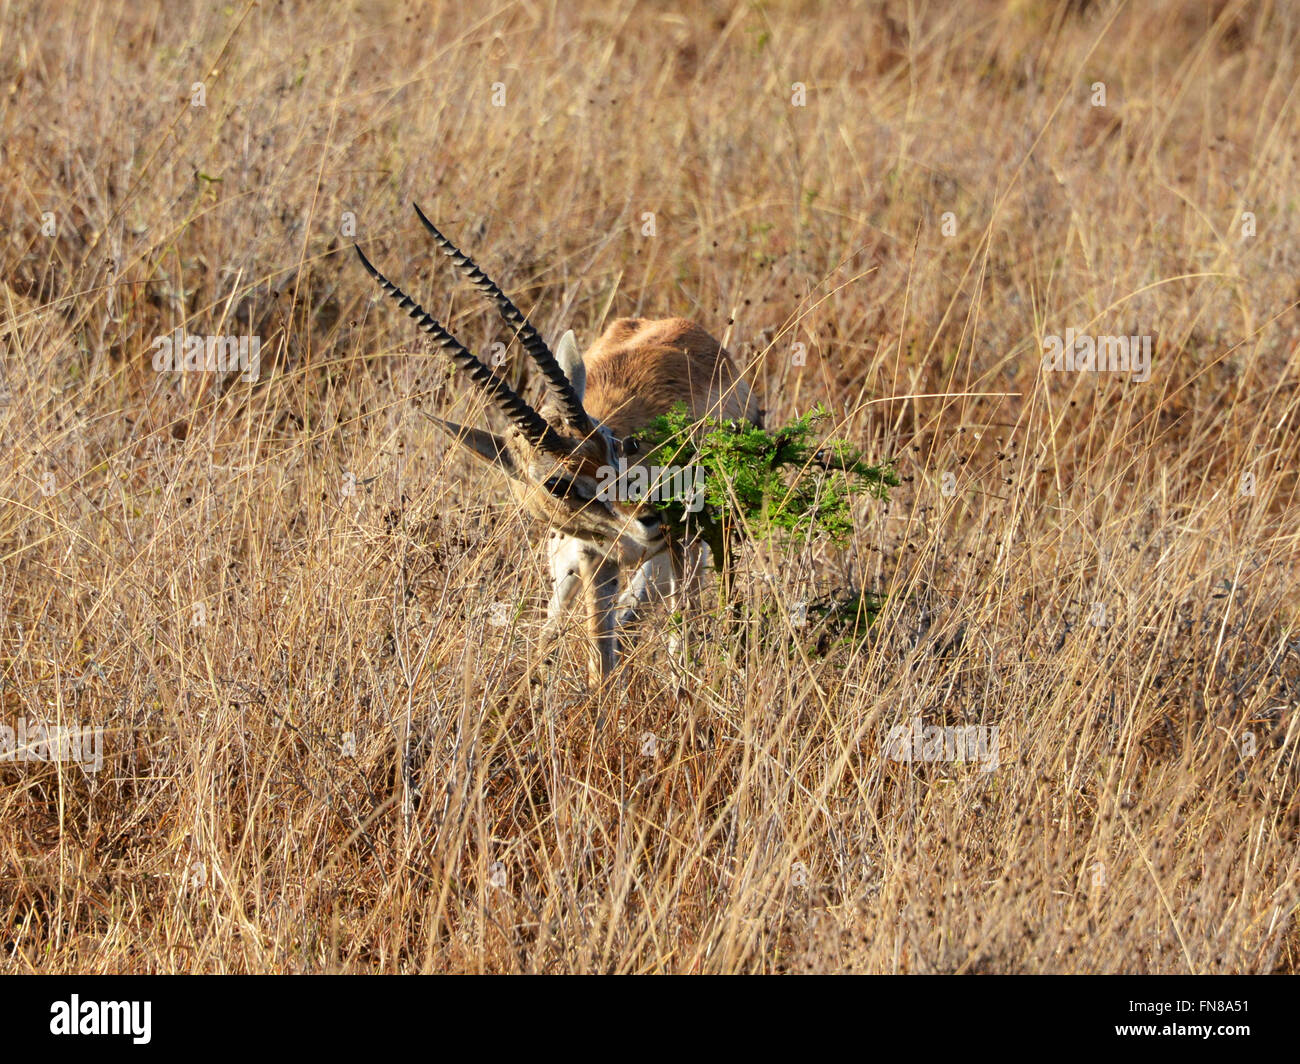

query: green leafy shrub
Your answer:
[634,402,898,575]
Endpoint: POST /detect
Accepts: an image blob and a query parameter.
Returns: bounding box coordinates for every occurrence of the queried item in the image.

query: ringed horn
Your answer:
[354,203,592,456]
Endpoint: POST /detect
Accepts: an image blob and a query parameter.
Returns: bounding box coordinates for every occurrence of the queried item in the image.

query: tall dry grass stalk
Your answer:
[0,0,1297,972]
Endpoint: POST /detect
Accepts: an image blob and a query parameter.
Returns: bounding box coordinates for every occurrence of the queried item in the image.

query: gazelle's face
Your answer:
[507,420,668,566]
[431,331,669,567]
[354,212,668,566]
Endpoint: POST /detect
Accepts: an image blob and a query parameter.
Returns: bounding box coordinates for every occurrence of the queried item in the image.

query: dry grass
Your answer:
[1,0,1298,973]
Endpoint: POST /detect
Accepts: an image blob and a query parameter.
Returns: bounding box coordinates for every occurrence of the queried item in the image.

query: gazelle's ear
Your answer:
[554,329,586,403]
[423,413,519,478]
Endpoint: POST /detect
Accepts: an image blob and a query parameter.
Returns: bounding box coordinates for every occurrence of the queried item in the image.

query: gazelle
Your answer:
[356,205,760,682]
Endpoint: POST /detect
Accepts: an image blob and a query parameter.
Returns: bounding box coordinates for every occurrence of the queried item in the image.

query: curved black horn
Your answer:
[411,204,592,432]
[354,244,569,456]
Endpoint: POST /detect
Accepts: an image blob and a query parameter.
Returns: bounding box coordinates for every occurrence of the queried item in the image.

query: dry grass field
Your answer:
[1,0,1297,974]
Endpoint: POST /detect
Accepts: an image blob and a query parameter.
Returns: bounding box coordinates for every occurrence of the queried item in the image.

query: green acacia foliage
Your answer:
[635,402,898,572]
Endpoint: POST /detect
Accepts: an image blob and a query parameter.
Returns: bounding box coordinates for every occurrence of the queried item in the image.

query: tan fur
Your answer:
[580,317,760,437]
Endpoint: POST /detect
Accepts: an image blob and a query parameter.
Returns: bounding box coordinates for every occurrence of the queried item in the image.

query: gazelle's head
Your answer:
[355,205,667,566]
